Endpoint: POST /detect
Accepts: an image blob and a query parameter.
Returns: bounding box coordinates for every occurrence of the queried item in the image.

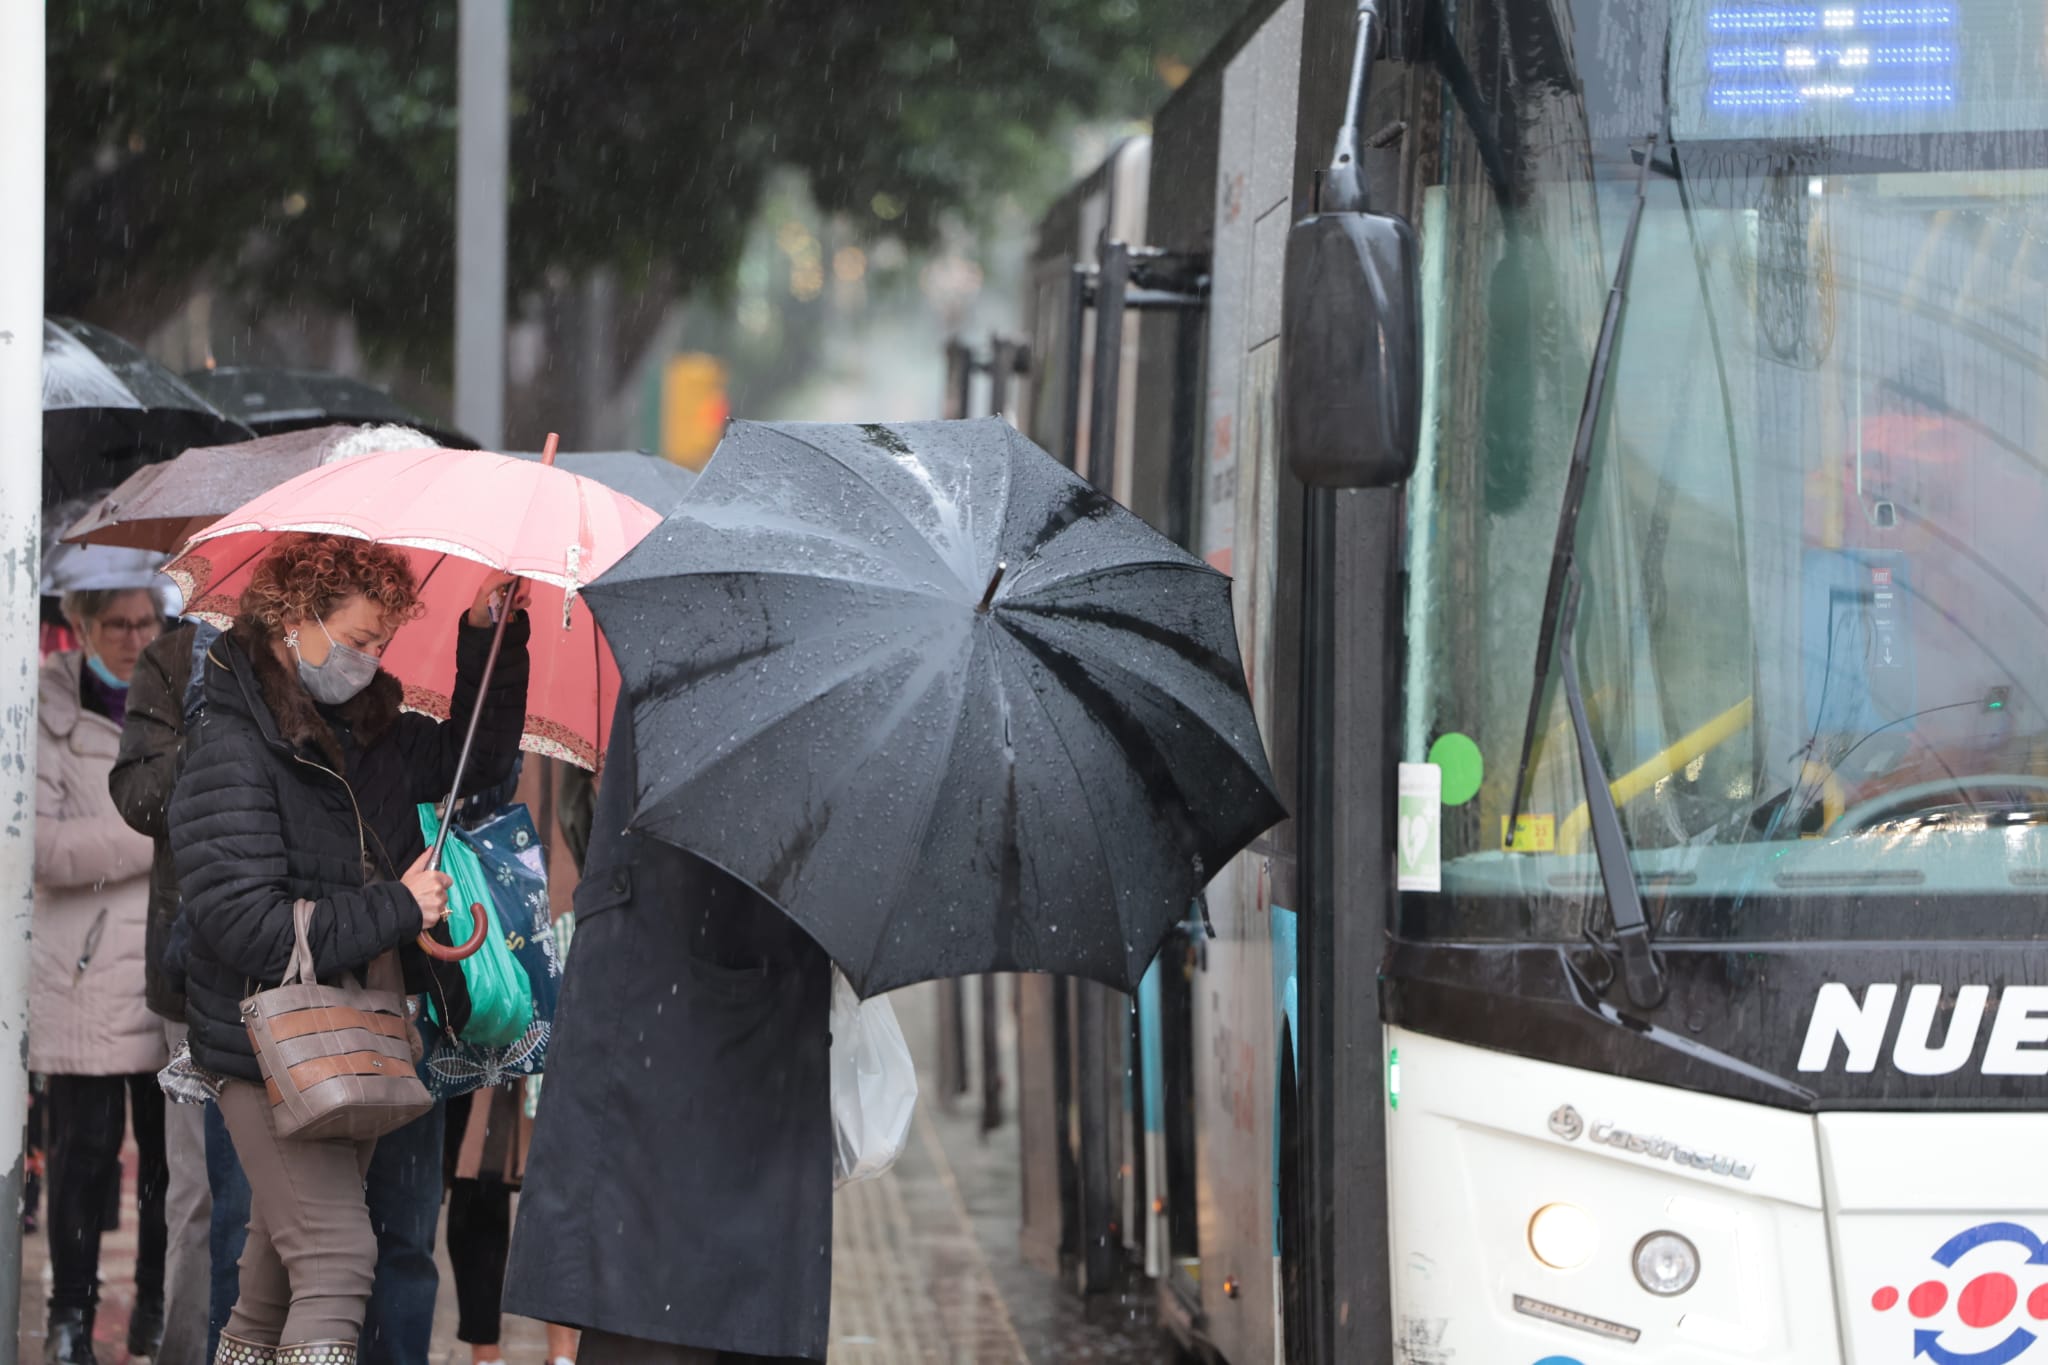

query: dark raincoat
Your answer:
[503,704,835,1362]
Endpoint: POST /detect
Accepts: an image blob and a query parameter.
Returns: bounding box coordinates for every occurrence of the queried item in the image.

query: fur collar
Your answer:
[228,618,403,771]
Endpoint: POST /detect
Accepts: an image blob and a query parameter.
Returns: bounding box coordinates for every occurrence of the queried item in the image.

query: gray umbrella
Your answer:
[61,424,379,551]
[584,418,1285,997]
[503,449,697,511]
[42,318,254,510]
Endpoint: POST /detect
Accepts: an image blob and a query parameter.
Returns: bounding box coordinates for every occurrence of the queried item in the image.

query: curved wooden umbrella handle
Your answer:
[417,903,490,961]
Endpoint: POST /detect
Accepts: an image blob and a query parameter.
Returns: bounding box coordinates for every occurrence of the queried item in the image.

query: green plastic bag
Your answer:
[416,804,535,1047]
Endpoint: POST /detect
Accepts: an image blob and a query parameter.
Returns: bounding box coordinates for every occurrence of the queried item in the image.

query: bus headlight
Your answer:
[1632,1231,1700,1295]
[1527,1203,1598,1270]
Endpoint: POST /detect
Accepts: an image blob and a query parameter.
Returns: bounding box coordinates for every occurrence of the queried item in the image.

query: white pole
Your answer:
[0,4,45,1360]
[455,0,510,449]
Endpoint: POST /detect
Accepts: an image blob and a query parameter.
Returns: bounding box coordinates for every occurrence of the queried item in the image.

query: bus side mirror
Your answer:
[1279,210,1421,488]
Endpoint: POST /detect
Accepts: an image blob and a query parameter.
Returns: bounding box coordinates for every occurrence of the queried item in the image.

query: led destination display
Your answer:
[1673,1,2047,139]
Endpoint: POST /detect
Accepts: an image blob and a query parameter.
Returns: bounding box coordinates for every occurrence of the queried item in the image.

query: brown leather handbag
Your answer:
[241,900,433,1141]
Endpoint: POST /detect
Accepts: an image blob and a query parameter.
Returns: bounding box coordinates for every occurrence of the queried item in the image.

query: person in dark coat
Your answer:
[110,615,219,1365]
[169,534,531,1365]
[502,703,834,1365]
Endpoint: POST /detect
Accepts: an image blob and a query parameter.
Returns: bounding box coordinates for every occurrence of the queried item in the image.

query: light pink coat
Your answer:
[31,652,165,1076]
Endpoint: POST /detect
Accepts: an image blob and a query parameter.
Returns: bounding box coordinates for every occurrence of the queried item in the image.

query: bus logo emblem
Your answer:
[1548,1105,1584,1141]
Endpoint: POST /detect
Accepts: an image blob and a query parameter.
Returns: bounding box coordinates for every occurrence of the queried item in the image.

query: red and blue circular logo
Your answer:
[1870,1223,2048,1364]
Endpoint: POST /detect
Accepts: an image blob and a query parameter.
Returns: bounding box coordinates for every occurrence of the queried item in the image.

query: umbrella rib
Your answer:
[1006,614,1276,789]
[632,502,958,595]
[597,566,956,608]
[855,639,982,989]
[999,555,1223,606]
[767,427,970,590]
[997,620,1254,979]
[996,598,1250,697]
[982,627,1135,959]
[633,617,951,776]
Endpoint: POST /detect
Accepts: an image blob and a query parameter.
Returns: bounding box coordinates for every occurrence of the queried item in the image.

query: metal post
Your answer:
[0,4,44,1357]
[1085,241,1131,495]
[941,340,968,419]
[1059,267,1091,472]
[988,335,1023,428]
[936,979,967,1104]
[456,0,510,449]
[978,972,1002,1133]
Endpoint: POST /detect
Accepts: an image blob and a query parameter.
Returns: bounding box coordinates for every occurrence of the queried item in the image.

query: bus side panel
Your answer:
[1131,48,1225,1298]
[1014,170,1107,1278]
[1015,139,1158,1294]
[1191,5,1305,1364]
[1130,70,1219,544]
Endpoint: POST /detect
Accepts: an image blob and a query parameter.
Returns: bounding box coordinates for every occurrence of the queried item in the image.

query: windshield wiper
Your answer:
[1505,131,1660,831]
[1502,131,1666,1011]
[1557,566,1665,1008]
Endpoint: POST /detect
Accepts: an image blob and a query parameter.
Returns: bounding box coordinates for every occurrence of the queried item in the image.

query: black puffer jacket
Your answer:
[109,620,215,1021]
[169,610,531,1082]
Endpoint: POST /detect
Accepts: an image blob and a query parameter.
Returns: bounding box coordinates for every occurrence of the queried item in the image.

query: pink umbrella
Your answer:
[165,438,663,953]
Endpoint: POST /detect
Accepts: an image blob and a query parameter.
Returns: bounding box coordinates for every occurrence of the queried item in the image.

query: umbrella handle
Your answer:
[418,904,490,961]
[416,430,554,967]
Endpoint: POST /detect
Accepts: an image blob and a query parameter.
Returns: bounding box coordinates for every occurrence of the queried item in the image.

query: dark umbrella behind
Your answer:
[42,318,254,510]
[61,424,380,551]
[185,365,478,449]
[584,417,1286,997]
[505,449,696,510]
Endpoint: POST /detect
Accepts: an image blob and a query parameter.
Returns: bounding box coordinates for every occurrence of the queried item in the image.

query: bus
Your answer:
[998,0,2048,1360]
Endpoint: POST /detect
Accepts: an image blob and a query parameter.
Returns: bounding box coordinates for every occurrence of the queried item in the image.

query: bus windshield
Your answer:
[1405,0,2048,939]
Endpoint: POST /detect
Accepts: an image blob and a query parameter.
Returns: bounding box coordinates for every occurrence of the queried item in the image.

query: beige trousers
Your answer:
[215,1081,378,1347]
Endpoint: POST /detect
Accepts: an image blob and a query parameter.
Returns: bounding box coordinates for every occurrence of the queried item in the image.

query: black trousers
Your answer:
[446,1178,511,1345]
[44,1073,168,1312]
[444,1089,513,1346]
[578,1331,815,1364]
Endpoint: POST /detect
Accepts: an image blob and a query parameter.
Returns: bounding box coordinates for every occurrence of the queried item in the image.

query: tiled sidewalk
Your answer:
[18,985,1172,1364]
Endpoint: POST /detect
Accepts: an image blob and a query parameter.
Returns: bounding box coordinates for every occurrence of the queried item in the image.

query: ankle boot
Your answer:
[127,1291,165,1359]
[212,1332,278,1365]
[273,1343,355,1365]
[43,1304,97,1365]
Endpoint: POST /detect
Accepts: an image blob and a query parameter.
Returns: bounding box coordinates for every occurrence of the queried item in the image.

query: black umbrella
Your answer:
[183,365,478,450]
[585,418,1285,996]
[42,318,254,510]
[504,449,697,510]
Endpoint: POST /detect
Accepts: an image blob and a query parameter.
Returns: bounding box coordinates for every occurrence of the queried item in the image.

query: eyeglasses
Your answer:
[94,616,162,640]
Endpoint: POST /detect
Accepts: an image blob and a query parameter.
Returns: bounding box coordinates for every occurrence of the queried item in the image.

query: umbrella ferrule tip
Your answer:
[977,562,1008,613]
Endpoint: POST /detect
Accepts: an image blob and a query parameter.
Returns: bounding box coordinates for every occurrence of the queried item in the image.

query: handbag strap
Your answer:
[278,898,408,1010]
[283,899,319,987]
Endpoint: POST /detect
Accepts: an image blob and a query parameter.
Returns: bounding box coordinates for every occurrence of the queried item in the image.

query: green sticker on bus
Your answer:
[1427,732,1483,807]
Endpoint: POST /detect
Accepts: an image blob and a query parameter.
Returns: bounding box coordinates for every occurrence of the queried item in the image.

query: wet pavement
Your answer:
[16,984,1177,1365]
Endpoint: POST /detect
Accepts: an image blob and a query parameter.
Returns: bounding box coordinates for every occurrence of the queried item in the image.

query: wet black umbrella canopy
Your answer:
[584,417,1285,997]
[184,365,478,450]
[41,317,253,510]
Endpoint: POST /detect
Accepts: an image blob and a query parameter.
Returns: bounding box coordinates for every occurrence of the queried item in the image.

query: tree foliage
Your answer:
[47,0,1240,372]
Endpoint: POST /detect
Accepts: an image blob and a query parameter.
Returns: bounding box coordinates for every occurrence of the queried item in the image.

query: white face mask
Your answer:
[288,617,380,704]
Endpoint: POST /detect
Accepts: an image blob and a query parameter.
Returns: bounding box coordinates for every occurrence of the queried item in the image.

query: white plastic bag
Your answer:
[829,968,917,1187]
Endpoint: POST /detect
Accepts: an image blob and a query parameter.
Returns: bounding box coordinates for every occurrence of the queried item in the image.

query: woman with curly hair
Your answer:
[168,534,530,1365]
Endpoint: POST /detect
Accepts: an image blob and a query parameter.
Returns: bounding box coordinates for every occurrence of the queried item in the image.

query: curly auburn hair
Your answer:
[238,534,426,637]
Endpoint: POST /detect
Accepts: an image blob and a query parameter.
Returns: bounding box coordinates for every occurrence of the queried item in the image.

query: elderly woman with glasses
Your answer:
[33,585,174,1365]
